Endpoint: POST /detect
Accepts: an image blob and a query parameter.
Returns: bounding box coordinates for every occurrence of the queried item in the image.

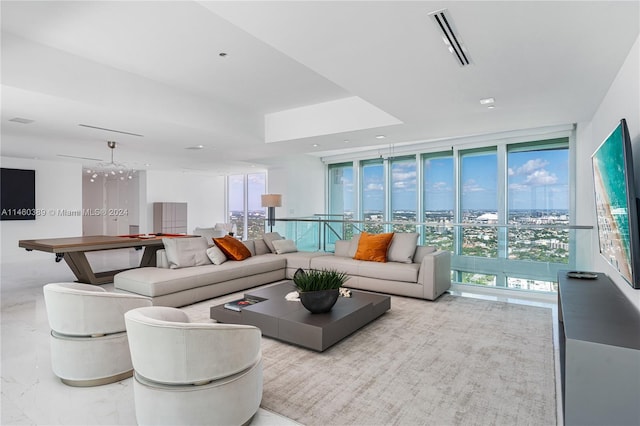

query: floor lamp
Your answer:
[261,194,282,233]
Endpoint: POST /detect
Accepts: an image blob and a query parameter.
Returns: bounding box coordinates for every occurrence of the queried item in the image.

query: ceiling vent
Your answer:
[429,9,471,67]
[9,117,35,124]
[78,124,144,137]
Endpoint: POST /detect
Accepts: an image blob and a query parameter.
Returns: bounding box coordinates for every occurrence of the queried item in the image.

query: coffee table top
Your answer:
[210,281,390,351]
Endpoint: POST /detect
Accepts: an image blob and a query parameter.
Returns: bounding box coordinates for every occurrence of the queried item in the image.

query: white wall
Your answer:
[267,155,325,218]
[0,157,82,262]
[145,170,226,234]
[577,35,640,309]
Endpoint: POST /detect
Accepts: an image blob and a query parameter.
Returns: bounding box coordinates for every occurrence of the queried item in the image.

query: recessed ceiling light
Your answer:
[480,97,495,105]
[344,140,350,143]
[185,145,204,150]
[312,144,319,147]
[375,135,386,139]
[487,105,496,109]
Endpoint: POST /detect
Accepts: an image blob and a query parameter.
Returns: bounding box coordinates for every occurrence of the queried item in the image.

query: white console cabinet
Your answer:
[558,271,640,426]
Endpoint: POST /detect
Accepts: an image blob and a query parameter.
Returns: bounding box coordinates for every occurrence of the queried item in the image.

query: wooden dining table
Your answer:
[18,234,195,285]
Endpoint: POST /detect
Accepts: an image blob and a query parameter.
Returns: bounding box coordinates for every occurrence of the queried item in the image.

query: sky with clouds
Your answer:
[345,148,569,213]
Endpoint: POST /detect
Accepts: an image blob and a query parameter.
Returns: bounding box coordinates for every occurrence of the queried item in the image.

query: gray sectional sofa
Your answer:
[114,233,451,307]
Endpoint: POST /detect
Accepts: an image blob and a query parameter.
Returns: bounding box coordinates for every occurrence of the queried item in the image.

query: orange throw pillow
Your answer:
[213,235,251,261]
[353,232,394,262]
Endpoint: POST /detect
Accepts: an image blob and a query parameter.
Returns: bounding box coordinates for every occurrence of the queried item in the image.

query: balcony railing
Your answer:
[267,215,593,293]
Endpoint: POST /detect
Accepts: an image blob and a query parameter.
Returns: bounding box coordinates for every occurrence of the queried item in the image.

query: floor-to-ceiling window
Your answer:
[506,140,569,291]
[390,156,417,232]
[228,174,245,237]
[326,133,572,293]
[422,151,454,251]
[460,148,498,258]
[328,163,354,240]
[227,172,266,240]
[361,159,384,234]
[247,173,267,239]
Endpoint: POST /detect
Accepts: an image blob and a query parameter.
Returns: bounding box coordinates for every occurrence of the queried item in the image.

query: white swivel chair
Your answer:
[125,306,263,426]
[42,282,152,386]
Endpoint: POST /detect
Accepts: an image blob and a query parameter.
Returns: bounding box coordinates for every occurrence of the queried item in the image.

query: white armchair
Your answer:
[42,282,152,386]
[125,306,263,426]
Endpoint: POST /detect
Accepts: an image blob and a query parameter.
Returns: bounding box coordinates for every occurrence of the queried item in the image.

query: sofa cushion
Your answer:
[310,256,360,276]
[115,255,285,297]
[348,234,361,257]
[387,232,419,263]
[254,239,271,255]
[413,245,437,263]
[242,240,256,256]
[162,237,211,269]
[334,240,351,257]
[263,232,284,253]
[214,235,252,261]
[357,260,420,283]
[272,239,297,254]
[206,245,227,265]
[281,251,332,270]
[354,232,394,262]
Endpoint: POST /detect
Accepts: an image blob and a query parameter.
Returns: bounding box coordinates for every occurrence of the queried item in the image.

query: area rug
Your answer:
[183,292,556,426]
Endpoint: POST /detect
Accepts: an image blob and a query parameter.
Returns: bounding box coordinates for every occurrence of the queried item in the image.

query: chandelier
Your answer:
[85,141,136,183]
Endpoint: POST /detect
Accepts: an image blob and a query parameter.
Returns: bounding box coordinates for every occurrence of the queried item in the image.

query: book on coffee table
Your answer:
[224,297,263,312]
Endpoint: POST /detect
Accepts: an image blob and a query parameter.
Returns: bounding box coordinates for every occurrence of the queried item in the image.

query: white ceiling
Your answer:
[1,1,638,173]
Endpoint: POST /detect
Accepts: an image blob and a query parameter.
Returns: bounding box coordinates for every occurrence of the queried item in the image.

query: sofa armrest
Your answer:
[156,249,169,269]
[417,250,451,300]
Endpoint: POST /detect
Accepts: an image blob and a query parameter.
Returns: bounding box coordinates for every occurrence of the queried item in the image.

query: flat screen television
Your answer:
[0,168,36,221]
[591,119,640,289]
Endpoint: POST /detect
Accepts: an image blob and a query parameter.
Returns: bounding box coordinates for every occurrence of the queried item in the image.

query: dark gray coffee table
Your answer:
[210,281,390,351]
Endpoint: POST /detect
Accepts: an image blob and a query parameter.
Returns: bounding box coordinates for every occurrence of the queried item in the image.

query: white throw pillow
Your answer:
[206,245,227,265]
[162,237,212,269]
[272,239,298,254]
[387,232,419,263]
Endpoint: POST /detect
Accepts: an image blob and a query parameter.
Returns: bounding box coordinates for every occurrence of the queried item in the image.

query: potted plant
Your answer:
[293,268,349,313]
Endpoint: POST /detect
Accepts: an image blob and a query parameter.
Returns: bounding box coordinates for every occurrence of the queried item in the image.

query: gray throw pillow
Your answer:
[413,245,438,263]
[162,237,211,269]
[272,239,298,254]
[242,240,256,256]
[253,239,271,255]
[387,232,419,263]
[348,234,361,258]
[263,232,284,253]
[334,240,351,257]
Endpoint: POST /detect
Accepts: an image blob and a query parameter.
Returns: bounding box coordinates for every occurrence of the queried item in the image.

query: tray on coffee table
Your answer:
[210,281,390,351]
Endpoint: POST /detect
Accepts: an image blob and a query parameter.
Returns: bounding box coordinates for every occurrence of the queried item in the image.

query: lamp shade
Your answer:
[261,194,282,208]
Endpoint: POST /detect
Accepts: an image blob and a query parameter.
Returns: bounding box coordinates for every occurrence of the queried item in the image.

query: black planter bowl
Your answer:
[299,289,340,314]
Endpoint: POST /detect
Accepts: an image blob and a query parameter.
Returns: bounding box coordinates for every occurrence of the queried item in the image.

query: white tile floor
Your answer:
[1,250,299,425]
[1,248,562,425]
